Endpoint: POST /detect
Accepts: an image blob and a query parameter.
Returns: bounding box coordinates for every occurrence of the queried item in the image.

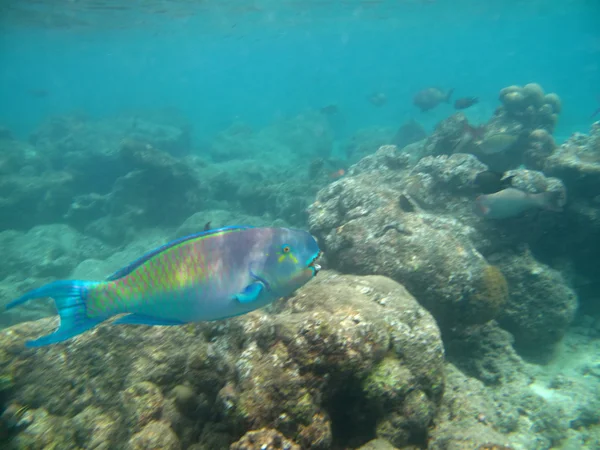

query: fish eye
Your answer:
[282,245,291,253]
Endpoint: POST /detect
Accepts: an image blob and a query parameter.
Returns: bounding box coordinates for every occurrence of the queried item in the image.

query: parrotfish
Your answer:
[6,226,321,347]
[454,96,479,110]
[475,132,518,155]
[475,188,563,219]
[473,170,515,194]
[413,87,454,112]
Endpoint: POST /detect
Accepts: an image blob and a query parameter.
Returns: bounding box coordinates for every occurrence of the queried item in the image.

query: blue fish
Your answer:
[6,226,321,347]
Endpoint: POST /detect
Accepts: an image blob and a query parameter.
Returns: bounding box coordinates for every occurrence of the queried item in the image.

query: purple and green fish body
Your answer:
[6,226,321,347]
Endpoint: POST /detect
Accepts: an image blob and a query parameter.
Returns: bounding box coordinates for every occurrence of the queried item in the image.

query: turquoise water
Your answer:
[1,1,598,142]
[2,2,600,449]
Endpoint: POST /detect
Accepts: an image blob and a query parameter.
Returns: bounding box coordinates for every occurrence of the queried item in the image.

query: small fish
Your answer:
[477,445,514,450]
[5,226,321,347]
[1,403,32,431]
[476,132,518,155]
[475,188,563,219]
[329,169,345,179]
[28,88,49,98]
[203,221,211,231]
[398,193,417,213]
[320,104,338,115]
[473,171,514,194]
[413,87,454,112]
[368,92,387,107]
[592,96,600,119]
[454,96,479,110]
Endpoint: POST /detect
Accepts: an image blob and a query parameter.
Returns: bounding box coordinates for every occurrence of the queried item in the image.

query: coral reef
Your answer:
[493,250,578,361]
[2,93,600,450]
[498,84,560,132]
[208,112,333,163]
[308,146,572,346]
[545,121,600,198]
[308,168,490,333]
[463,265,509,326]
[473,83,561,171]
[0,271,444,449]
[405,83,562,173]
[0,113,333,248]
[428,363,516,450]
[0,135,73,231]
[230,427,300,450]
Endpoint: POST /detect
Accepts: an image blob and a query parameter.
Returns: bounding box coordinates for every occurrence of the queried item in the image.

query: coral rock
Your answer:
[229,427,300,450]
[126,420,181,450]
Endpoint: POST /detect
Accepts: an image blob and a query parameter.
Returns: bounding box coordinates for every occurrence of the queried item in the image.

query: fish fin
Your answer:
[106,226,255,281]
[234,282,264,304]
[112,314,185,326]
[474,197,490,216]
[6,280,102,347]
[501,174,515,186]
[446,88,455,103]
[539,190,565,212]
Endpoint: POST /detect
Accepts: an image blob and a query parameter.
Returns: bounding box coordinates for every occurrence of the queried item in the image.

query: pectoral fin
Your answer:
[234,282,264,304]
[112,314,185,326]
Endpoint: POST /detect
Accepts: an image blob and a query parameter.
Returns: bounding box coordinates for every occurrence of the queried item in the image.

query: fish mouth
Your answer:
[308,252,322,275]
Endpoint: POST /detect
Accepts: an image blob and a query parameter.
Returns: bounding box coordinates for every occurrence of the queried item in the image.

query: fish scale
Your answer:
[88,238,213,316]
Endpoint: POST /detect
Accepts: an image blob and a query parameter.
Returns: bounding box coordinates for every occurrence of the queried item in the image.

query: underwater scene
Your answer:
[0,0,599,449]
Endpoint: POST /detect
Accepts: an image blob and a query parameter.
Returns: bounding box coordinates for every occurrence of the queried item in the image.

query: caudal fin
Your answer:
[5,280,101,347]
[445,88,455,103]
[536,190,566,212]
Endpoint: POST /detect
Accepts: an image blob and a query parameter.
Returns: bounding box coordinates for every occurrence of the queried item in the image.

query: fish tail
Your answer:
[536,190,564,212]
[5,280,102,347]
[446,88,455,103]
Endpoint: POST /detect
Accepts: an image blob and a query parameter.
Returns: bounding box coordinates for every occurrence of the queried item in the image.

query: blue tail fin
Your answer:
[5,280,102,347]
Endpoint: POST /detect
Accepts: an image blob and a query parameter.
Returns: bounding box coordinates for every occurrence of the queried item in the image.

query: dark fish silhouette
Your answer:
[28,88,49,98]
[413,87,454,112]
[454,97,479,110]
[368,92,387,107]
[592,97,600,119]
[473,171,515,194]
[204,221,212,231]
[320,104,338,115]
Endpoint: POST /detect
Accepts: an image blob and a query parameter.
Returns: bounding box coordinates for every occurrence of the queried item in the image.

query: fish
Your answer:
[451,122,485,153]
[476,132,518,155]
[320,104,338,115]
[592,96,600,119]
[473,171,515,194]
[28,88,49,99]
[475,188,564,219]
[5,226,321,347]
[454,97,479,110]
[413,87,454,112]
[368,92,387,107]
[329,168,345,179]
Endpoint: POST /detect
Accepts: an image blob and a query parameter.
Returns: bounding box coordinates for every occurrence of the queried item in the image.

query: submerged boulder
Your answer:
[307,152,503,333]
[493,251,578,361]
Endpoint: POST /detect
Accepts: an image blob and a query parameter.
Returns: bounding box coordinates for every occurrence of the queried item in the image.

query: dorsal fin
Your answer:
[106,225,254,281]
